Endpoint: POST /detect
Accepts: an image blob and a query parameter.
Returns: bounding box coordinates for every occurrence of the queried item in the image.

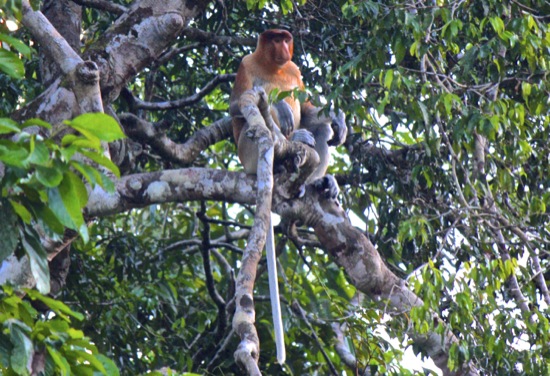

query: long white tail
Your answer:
[266,215,285,364]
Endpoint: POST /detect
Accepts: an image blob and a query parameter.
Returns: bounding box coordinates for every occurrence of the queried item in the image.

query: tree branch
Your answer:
[71,0,127,15]
[181,27,256,47]
[21,0,82,75]
[83,0,213,103]
[231,88,274,372]
[274,184,480,375]
[121,113,232,165]
[130,74,236,110]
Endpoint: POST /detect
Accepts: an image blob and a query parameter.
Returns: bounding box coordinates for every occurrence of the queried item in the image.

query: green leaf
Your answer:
[0,199,20,263]
[27,141,50,166]
[0,117,21,134]
[8,321,33,374]
[0,33,32,57]
[21,226,50,294]
[9,199,32,224]
[35,203,65,235]
[22,118,52,130]
[489,16,505,36]
[66,113,125,143]
[384,69,394,89]
[0,48,24,79]
[61,133,100,150]
[26,290,84,321]
[35,165,64,188]
[0,140,29,167]
[416,100,430,126]
[54,173,86,227]
[64,170,89,209]
[393,38,405,64]
[48,172,89,242]
[47,346,71,376]
[70,160,102,187]
[48,187,77,229]
[80,150,120,178]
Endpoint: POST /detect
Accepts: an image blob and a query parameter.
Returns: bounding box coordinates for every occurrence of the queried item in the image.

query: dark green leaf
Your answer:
[0,49,24,79]
[20,226,50,294]
[0,199,19,263]
[35,165,64,188]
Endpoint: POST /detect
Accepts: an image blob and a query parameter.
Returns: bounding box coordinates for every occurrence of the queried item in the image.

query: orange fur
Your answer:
[230,29,303,143]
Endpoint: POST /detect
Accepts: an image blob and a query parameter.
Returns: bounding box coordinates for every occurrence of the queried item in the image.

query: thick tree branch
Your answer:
[231,88,274,372]
[21,0,82,75]
[86,168,256,217]
[83,0,213,104]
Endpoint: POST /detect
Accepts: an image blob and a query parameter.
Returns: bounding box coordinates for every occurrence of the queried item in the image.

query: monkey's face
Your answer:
[261,29,294,67]
[270,37,292,66]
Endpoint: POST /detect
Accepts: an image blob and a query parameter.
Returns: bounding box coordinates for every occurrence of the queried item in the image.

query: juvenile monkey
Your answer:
[230,29,347,187]
[230,29,347,365]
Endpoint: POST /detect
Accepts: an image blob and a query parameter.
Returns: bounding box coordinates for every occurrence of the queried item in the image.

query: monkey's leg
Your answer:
[307,122,333,182]
[237,126,259,174]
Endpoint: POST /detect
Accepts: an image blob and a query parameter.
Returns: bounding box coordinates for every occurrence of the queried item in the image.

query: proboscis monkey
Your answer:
[230,29,347,364]
[230,29,347,188]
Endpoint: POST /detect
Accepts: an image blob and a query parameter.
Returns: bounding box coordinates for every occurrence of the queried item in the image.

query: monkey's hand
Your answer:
[311,174,340,200]
[273,100,295,138]
[290,129,316,148]
[327,111,347,147]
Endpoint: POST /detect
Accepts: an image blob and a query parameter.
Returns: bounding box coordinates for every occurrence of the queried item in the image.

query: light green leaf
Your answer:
[9,200,32,224]
[26,290,84,321]
[384,69,394,89]
[0,140,29,167]
[66,113,125,142]
[0,118,21,134]
[0,33,32,57]
[80,150,120,178]
[22,118,52,130]
[62,133,100,150]
[47,346,71,376]
[27,140,50,166]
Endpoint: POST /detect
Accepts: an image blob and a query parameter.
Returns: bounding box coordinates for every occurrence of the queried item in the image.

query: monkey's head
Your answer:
[258,29,294,67]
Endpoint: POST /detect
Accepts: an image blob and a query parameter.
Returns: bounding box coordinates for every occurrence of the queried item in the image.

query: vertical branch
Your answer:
[197,204,227,341]
[232,88,274,374]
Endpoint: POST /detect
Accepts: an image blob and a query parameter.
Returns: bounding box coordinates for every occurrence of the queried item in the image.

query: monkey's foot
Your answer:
[311,174,339,200]
[291,129,316,148]
[327,111,347,146]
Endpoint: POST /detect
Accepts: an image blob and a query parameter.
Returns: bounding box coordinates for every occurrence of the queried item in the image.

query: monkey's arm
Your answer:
[301,102,347,146]
[272,100,295,137]
[229,60,254,119]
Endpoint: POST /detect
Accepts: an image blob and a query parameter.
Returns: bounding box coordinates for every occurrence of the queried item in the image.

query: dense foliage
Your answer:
[1,0,549,375]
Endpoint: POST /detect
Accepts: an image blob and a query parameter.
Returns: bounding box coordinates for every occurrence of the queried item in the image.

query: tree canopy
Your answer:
[0,0,549,375]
